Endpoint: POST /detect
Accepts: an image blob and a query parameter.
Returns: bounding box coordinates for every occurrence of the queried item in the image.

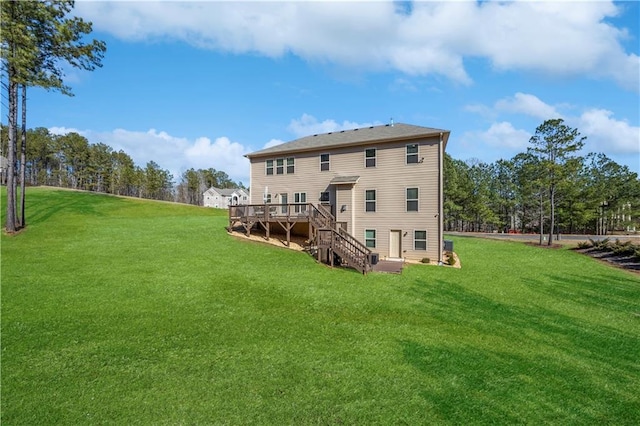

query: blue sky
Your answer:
[22,0,640,185]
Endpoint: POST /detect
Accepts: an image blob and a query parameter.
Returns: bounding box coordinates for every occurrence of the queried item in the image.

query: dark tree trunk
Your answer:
[5,76,18,233]
[548,186,554,245]
[19,84,27,228]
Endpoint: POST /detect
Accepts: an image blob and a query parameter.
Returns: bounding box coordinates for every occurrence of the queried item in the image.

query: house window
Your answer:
[414,230,427,250]
[365,229,376,248]
[276,158,284,175]
[320,154,330,171]
[406,187,419,212]
[365,148,376,168]
[406,144,419,164]
[319,191,330,202]
[294,192,307,213]
[266,159,274,175]
[365,189,376,212]
[265,193,272,203]
[287,157,295,174]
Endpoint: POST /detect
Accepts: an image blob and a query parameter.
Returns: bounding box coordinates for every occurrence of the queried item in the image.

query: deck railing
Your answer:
[229,203,372,274]
[318,227,372,274]
[230,203,315,223]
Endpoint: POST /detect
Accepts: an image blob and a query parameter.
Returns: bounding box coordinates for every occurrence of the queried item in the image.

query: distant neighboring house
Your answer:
[203,187,249,209]
[231,122,450,271]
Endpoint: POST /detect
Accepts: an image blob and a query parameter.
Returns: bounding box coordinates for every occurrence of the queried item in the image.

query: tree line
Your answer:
[0,125,244,204]
[444,119,639,241]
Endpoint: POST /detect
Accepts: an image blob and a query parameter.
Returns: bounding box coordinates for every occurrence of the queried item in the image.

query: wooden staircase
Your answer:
[308,204,373,274]
[229,203,374,274]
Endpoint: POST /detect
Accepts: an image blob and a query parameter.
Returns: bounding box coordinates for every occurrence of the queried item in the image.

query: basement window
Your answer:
[414,230,427,250]
[365,229,376,248]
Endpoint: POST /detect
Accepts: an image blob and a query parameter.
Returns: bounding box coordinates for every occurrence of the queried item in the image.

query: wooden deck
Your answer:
[229,203,378,274]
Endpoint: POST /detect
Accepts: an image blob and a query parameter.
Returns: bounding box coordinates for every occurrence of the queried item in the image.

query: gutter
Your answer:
[438,132,444,265]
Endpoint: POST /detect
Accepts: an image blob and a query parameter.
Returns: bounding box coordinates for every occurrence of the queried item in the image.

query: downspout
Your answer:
[438,132,444,265]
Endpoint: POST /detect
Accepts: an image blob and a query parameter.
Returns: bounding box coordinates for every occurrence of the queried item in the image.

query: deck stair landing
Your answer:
[229,203,378,274]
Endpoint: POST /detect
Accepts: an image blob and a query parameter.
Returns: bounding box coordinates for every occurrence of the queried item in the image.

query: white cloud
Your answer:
[463,92,639,162]
[464,122,531,151]
[263,139,285,149]
[287,113,381,138]
[75,0,639,90]
[495,93,563,121]
[577,109,640,155]
[48,126,251,185]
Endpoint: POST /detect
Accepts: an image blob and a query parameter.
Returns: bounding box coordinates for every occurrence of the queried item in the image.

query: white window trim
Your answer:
[365,147,377,168]
[406,143,419,165]
[286,157,295,174]
[320,153,330,171]
[414,230,427,251]
[365,189,376,212]
[406,187,419,212]
[294,192,307,213]
[365,229,377,249]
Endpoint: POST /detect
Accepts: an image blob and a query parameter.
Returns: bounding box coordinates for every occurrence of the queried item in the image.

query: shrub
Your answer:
[611,240,634,256]
[592,237,611,250]
[421,257,430,264]
[577,241,592,249]
[446,251,456,266]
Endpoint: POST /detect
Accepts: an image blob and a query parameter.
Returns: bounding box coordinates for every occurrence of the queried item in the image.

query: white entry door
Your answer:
[389,230,402,258]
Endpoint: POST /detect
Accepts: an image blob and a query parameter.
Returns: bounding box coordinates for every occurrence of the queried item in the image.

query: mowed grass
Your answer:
[2,187,639,425]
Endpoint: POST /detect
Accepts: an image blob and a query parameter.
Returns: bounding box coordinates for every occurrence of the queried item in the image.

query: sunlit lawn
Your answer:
[2,187,639,424]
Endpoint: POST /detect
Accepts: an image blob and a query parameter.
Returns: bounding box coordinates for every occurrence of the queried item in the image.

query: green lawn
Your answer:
[2,187,639,425]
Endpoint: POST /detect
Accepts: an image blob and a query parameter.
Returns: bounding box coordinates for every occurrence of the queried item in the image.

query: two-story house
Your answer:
[242,123,449,265]
[203,187,249,209]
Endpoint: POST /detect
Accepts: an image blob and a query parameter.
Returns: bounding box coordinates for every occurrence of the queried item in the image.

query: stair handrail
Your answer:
[308,203,334,229]
[317,227,372,273]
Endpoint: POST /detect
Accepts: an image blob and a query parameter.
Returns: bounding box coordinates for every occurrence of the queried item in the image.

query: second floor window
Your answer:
[406,144,419,164]
[406,187,419,212]
[287,157,295,174]
[320,154,330,171]
[266,160,274,175]
[365,189,376,212]
[276,158,284,175]
[365,148,376,167]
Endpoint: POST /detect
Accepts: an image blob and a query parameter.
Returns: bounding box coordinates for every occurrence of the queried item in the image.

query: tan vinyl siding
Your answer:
[249,135,442,261]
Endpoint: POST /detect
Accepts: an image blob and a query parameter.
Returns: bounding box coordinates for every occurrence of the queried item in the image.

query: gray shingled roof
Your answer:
[208,187,246,196]
[246,123,449,158]
[330,176,360,185]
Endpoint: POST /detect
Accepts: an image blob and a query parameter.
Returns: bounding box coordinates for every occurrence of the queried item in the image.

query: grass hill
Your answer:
[2,187,639,424]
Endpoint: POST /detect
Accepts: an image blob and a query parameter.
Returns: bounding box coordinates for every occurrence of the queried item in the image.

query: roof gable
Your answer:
[247,123,449,158]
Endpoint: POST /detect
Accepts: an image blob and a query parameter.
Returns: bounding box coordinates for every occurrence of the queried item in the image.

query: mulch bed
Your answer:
[574,247,640,274]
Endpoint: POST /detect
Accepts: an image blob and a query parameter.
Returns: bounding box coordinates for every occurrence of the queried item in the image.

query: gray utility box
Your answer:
[443,240,454,252]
